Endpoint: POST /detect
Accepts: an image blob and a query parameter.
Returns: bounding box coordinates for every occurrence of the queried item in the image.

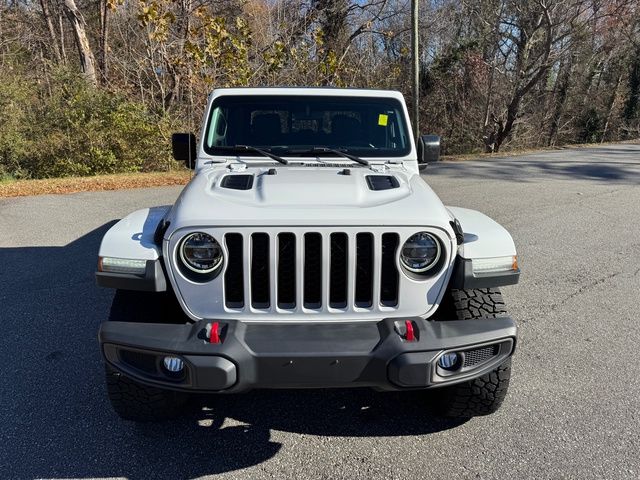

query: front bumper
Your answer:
[99,317,516,393]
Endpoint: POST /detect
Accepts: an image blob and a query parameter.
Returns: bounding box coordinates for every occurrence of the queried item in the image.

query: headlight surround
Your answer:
[179,232,223,274]
[400,232,441,274]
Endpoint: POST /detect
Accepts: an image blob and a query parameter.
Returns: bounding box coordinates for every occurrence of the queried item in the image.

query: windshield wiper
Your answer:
[231,145,289,165]
[285,147,370,166]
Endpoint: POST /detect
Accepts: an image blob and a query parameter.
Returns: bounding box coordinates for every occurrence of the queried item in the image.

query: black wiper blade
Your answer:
[232,145,289,165]
[288,147,370,166]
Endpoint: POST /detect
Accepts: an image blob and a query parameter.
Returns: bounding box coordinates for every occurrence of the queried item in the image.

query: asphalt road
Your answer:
[1,144,639,479]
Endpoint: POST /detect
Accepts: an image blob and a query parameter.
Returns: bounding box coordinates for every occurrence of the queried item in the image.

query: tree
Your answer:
[63,0,98,86]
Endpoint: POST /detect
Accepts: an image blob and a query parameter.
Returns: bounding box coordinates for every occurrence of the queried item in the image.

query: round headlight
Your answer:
[400,232,441,273]
[179,232,223,273]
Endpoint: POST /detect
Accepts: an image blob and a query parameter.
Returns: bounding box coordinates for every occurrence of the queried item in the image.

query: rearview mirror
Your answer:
[172,133,197,169]
[418,135,441,166]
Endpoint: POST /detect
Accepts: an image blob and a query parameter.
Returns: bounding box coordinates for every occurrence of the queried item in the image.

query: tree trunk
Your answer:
[63,0,97,86]
[59,14,67,64]
[547,54,574,146]
[39,0,62,62]
[601,71,623,142]
[98,0,109,83]
[623,46,640,121]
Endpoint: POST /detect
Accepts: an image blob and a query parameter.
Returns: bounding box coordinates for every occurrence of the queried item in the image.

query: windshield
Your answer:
[203,95,411,158]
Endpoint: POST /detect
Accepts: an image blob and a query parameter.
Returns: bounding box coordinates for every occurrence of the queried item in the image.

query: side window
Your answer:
[216,114,227,137]
[207,107,229,147]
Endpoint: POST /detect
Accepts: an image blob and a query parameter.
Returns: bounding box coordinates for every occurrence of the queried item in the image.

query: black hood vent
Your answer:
[221,174,254,190]
[366,175,399,191]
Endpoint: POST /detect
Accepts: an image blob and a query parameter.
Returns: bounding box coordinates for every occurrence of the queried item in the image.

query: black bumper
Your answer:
[99,317,516,393]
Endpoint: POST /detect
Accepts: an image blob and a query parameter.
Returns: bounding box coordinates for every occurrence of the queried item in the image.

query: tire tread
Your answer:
[433,288,512,418]
[105,366,188,422]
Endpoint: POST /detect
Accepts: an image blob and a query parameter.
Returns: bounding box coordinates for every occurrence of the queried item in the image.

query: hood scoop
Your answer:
[220,174,254,190]
[366,175,399,191]
[209,168,411,207]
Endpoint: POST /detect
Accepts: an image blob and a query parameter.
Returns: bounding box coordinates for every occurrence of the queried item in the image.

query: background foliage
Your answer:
[0,0,639,179]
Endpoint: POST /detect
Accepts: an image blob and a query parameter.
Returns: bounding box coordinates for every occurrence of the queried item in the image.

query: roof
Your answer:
[210,87,405,100]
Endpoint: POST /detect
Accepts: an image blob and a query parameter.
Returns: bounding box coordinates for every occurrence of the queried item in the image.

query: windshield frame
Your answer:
[201,94,412,160]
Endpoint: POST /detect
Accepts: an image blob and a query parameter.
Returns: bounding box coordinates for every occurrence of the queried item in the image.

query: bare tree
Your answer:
[63,0,98,86]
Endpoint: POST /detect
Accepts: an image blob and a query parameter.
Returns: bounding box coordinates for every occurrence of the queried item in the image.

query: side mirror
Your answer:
[418,134,441,166]
[172,133,197,169]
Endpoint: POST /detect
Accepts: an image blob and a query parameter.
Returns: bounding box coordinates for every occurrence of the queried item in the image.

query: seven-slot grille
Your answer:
[223,231,400,312]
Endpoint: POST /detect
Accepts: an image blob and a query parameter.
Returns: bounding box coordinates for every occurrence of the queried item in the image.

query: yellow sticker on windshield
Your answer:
[378,114,388,126]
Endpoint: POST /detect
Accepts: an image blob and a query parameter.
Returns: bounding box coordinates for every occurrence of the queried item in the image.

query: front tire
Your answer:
[432,288,512,418]
[105,365,189,422]
[104,289,190,421]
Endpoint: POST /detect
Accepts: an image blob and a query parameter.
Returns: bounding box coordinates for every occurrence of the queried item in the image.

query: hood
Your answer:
[167,163,452,229]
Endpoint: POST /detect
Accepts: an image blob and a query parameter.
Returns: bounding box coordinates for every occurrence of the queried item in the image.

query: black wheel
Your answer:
[105,289,190,421]
[432,288,512,418]
[105,365,189,422]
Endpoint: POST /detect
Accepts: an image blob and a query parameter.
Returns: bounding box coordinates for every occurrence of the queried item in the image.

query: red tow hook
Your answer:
[404,320,416,342]
[208,322,221,344]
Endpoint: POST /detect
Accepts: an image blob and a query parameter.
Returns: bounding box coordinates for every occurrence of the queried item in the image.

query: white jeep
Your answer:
[96,88,519,421]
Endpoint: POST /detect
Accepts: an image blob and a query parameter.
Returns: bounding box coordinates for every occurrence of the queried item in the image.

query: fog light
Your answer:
[163,356,184,373]
[438,352,461,371]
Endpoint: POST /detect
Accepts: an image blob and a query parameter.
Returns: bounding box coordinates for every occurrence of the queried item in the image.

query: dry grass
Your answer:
[0,170,192,198]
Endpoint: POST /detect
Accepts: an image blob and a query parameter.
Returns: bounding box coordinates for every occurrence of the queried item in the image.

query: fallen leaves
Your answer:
[0,171,192,198]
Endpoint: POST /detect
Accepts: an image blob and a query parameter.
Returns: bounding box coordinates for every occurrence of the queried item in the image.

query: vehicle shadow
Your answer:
[0,223,465,480]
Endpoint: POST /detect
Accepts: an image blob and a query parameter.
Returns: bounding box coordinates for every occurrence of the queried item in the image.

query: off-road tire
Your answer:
[434,358,511,417]
[105,289,190,421]
[432,288,512,418]
[105,365,188,422]
[450,288,507,319]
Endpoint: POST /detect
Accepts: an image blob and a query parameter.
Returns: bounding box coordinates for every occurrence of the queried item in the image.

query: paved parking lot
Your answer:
[1,144,639,479]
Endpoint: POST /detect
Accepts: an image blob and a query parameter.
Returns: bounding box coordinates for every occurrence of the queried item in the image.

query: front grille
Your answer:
[329,233,348,308]
[250,233,270,308]
[277,233,296,308]
[303,233,322,308]
[463,345,499,368]
[224,230,401,312]
[355,233,373,308]
[380,233,399,307]
[224,233,244,308]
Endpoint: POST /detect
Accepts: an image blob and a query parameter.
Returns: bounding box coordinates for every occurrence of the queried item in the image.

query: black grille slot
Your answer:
[303,233,322,308]
[380,233,399,306]
[366,175,399,191]
[329,233,348,308]
[224,233,244,308]
[463,345,498,368]
[277,233,296,309]
[355,233,373,307]
[119,350,157,375]
[251,233,270,308]
[221,174,254,190]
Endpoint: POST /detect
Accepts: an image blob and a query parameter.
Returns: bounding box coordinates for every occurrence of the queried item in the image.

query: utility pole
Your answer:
[411,0,420,140]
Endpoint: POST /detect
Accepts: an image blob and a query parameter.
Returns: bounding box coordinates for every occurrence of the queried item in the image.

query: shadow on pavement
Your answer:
[429,150,640,184]
[0,223,464,480]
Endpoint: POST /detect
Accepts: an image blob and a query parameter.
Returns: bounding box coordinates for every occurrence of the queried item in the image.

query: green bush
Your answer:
[0,69,178,179]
